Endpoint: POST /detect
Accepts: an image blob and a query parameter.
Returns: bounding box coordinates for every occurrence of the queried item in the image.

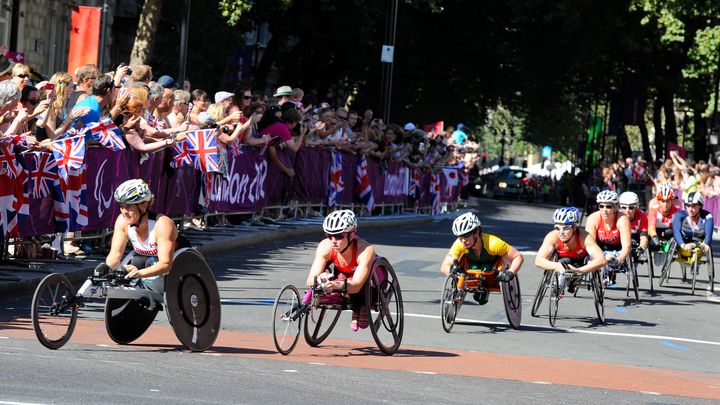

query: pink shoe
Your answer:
[350,309,369,332]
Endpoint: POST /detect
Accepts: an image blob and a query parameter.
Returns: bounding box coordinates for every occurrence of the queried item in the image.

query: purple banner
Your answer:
[207,148,269,212]
[381,161,409,204]
[293,147,329,203]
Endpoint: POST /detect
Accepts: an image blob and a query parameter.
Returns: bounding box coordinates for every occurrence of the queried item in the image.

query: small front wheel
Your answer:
[440,275,460,333]
[272,285,302,355]
[32,273,78,349]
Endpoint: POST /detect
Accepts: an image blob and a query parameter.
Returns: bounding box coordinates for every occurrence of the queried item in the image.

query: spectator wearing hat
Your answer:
[214,90,234,114]
[0,55,12,81]
[156,75,177,89]
[260,108,307,177]
[450,123,468,145]
[273,85,292,105]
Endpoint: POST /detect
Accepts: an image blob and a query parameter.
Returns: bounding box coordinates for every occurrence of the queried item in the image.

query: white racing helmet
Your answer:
[452,212,481,236]
[553,207,580,225]
[656,182,675,201]
[323,209,357,234]
[114,179,153,204]
[618,192,639,207]
[684,191,704,206]
[596,190,619,204]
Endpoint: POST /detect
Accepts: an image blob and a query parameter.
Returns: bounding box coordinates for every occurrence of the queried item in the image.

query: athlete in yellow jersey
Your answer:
[440,212,524,304]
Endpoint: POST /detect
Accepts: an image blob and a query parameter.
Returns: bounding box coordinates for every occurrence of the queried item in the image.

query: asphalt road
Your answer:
[1,198,719,404]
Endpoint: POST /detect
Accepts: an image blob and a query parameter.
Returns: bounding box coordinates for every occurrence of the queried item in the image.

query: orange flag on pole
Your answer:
[67,6,101,77]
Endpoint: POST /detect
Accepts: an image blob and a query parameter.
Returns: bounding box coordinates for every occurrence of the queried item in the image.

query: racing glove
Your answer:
[497,270,515,282]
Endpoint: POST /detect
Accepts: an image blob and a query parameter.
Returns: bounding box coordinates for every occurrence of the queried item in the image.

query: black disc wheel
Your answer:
[272,285,302,355]
[32,273,78,350]
[501,274,522,329]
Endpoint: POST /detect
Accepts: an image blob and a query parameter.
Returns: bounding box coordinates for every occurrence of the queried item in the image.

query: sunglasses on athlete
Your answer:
[326,232,349,239]
[553,224,573,232]
[619,205,637,210]
[598,204,615,209]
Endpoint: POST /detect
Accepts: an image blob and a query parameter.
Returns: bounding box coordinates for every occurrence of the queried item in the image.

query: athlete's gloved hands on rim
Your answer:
[496,270,515,282]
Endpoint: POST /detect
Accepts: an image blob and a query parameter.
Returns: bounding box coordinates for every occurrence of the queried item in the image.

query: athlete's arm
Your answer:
[504,245,524,274]
[703,212,714,248]
[534,231,564,273]
[579,233,606,274]
[342,243,376,294]
[617,215,632,262]
[306,240,331,287]
[584,212,598,238]
[672,211,685,246]
[106,214,129,269]
[647,206,658,238]
[440,244,460,276]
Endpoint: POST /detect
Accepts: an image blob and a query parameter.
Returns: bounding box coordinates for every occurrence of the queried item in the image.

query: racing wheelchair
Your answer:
[600,250,640,303]
[658,240,715,295]
[271,256,403,356]
[440,257,521,332]
[530,256,605,327]
[31,248,221,351]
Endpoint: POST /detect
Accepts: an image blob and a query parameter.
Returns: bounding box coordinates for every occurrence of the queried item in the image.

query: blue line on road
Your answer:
[220,298,275,306]
[660,340,691,351]
[615,306,626,313]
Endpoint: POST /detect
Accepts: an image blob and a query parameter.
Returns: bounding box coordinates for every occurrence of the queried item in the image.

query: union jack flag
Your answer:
[430,173,442,216]
[228,140,243,157]
[0,172,15,238]
[408,168,422,201]
[327,151,344,207]
[29,152,58,199]
[50,136,86,181]
[85,119,125,151]
[171,129,221,173]
[355,155,375,212]
[144,112,166,130]
[0,140,21,179]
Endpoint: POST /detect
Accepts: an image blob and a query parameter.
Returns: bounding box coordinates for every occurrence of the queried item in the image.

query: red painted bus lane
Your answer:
[3,317,719,400]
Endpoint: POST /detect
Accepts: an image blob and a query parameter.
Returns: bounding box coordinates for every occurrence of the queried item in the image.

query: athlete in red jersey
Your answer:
[619,191,649,254]
[535,207,605,293]
[304,210,375,331]
[584,190,631,262]
[648,182,681,245]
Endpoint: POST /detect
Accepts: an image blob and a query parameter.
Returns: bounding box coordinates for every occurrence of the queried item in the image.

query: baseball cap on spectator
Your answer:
[457,123,465,130]
[198,111,216,126]
[273,85,292,97]
[404,122,416,132]
[156,75,176,89]
[0,55,11,76]
[214,91,233,103]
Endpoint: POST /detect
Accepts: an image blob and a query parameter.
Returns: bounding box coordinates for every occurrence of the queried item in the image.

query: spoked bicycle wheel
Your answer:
[31,273,78,349]
[647,250,655,293]
[548,273,560,327]
[708,247,715,293]
[440,275,460,333]
[591,271,605,324]
[691,251,699,295]
[303,303,341,347]
[531,270,552,317]
[627,256,640,303]
[366,259,404,355]
[272,285,302,355]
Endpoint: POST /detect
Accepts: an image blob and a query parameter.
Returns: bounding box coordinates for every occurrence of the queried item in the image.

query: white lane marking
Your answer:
[0,336,8,339]
[413,371,437,375]
[150,389,160,392]
[531,381,552,385]
[0,401,49,405]
[96,344,110,347]
[308,362,326,366]
[283,369,298,373]
[405,313,720,347]
[640,391,661,395]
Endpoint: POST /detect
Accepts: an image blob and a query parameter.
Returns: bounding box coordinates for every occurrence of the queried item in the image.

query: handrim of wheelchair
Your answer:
[271,256,404,356]
[31,248,221,351]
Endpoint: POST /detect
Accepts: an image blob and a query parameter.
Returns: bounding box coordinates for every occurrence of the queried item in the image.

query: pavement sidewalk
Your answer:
[0,213,433,299]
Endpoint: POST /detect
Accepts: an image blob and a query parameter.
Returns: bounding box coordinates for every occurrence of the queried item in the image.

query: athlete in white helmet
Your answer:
[303,209,376,331]
[99,179,188,289]
[584,190,632,287]
[439,212,524,304]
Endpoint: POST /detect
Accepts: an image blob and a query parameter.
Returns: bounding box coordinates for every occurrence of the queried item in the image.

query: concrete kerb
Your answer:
[0,215,433,299]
